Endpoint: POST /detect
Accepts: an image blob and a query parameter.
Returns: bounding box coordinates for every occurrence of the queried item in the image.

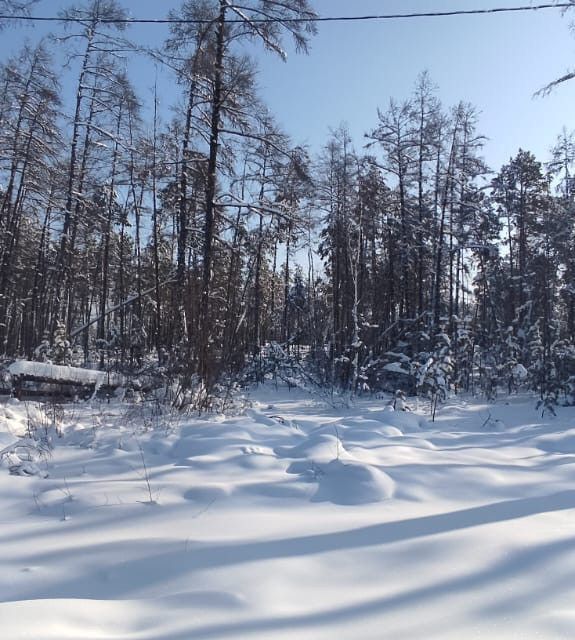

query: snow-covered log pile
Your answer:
[7,361,126,392]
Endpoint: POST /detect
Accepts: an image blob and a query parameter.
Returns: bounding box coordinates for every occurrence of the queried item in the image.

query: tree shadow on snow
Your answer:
[171,535,575,640]
[4,490,575,607]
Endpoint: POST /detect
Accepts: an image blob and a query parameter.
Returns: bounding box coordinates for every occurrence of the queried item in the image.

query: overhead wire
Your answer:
[0,3,572,25]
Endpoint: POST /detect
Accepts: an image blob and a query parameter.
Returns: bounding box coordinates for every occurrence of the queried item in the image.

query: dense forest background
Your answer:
[2,0,575,410]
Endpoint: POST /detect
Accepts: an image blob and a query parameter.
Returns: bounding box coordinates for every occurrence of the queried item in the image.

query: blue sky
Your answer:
[3,0,575,173]
[254,0,575,173]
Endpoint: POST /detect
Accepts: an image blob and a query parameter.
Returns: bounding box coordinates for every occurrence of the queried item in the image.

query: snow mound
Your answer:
[184,485,231,503]
[0,591,245,640]
[171,427,254,459]
[312,459,395,505]
[379,425,403,437]
[278,430,395,505]
[483,417,507,431]
[275,432,344,463]
[342,417,404,439]
[535,429,575,454]
[376,409,428,432]
[244,408,281,427]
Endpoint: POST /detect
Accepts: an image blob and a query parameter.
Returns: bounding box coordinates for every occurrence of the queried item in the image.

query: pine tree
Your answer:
[51,322,72,365]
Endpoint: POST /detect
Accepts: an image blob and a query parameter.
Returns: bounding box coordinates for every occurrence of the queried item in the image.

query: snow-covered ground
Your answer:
[0,388,574,639]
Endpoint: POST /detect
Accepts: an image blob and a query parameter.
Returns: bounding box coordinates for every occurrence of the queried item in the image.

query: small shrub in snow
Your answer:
[393,389,410,411]
[173,374,249,415]
[51,322,73,366]
[536,392,558,418]
[415,332,454,421]
[0,437,51,478]
[33,332,52,363]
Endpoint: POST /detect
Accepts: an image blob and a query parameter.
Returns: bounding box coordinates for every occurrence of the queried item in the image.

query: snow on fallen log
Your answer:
[8,361,126,389]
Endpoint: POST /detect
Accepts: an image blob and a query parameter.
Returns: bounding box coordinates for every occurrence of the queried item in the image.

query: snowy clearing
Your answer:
[0,388,574,639]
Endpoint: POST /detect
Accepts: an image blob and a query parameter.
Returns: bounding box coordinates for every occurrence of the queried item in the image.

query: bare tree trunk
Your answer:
[98,101,123,368]
[433,120,459,330]
[57,24,95,326]
[199,0,226,385]
[152,82,162,361]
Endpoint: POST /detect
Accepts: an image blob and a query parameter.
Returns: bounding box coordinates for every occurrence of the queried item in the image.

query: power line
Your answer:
[0,3,572,25]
